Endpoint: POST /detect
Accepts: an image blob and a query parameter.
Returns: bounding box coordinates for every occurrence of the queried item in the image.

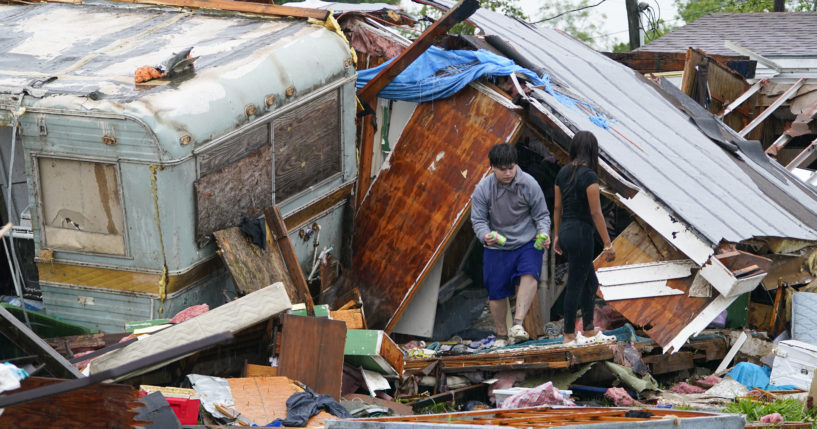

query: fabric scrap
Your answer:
[170,304,209,324]
[759,412,784,424]
[279,391,351,427]
[500,381,575,408]
[604,387,633,406]
[669,382,706,394]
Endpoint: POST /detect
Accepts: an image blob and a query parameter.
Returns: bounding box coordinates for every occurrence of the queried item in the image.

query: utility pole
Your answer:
[625,0,641,51]
[773,0,785,11]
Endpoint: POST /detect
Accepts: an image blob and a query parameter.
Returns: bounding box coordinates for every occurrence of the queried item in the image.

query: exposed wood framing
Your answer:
[109,0,329,20]
[766,99,817,156]
[355,0,479,209]
[604,50,752,75]
[786,137,817,169]
[717,79,766,119]
[351,85,522,331]
[739,78,806,137]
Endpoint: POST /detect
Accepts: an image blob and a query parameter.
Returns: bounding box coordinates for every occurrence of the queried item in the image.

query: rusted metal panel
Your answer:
[351,85,522,330]
[596,222,713,348]
[194,146,272,247]
[274,90,342,203]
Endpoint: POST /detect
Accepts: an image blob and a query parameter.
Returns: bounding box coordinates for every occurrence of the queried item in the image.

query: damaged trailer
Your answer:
[0,0,357,332]
[344,0,817,353]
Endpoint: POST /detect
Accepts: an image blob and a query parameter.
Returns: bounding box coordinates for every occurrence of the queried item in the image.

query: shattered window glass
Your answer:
[38,157,126,255]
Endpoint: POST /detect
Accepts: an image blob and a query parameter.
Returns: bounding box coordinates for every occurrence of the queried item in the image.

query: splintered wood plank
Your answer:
[1,377,139,428]
[596,222,714,347]
[266,206,313,311]
[214,226,294,296]
[228,376,333,427]
[351,85,522,330]
[330,309,365,329]
[277,314,346,399]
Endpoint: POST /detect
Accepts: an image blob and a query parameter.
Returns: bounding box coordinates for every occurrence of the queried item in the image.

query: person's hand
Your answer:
[484,232,498,246]
[603,245,616,262]
[553,236,562,255]
[542,237,551,249]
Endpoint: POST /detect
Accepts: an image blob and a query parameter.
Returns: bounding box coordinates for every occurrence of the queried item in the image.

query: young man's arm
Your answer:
[471,182,493,244]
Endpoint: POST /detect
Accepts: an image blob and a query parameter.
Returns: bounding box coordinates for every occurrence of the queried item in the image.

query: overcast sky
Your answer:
[522,0,681,50]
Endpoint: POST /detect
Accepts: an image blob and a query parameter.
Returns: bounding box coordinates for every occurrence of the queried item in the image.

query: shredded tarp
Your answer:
[727,362,796,391]
[355,46,610,128]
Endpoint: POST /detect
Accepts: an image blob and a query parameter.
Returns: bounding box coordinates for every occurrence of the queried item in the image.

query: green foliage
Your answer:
[722,397,817,423]
[412,0,528,35]
[675,0,817,23]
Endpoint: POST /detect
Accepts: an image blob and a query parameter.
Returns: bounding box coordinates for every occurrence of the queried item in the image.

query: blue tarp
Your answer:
[355,46,610,129]
[727,362,796,391]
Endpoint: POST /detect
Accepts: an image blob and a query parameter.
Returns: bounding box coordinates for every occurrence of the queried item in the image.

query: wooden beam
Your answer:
[109,0,329,20]
[0,305,83,379]
[355,0,479,209]
[265,206,314,313]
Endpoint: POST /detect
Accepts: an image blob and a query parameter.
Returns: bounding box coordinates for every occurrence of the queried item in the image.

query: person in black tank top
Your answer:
[553,131,617,346]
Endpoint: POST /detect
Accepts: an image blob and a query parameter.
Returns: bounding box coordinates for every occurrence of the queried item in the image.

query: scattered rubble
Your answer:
[2,0,817,428]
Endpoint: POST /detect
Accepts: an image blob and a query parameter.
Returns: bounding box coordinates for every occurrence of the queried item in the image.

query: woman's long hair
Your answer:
[567,131,599,183]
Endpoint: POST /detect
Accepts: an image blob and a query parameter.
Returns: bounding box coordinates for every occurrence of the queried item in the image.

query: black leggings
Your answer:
[560,219,598,334]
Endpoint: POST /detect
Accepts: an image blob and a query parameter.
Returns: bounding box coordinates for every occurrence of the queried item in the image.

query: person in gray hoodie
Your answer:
[471,143,551,346]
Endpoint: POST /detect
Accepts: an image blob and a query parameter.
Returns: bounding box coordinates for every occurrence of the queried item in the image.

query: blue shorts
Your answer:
[483,240,544,300]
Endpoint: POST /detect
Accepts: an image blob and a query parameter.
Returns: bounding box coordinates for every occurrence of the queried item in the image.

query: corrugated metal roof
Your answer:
[427,0,817,245]
[638,12,817,57]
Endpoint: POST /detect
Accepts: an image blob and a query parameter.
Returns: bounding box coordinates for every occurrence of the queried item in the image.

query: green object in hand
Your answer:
[534,233,549,250]
[489,231,506,246]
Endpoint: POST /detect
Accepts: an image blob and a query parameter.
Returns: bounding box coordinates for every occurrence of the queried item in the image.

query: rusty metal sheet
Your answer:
[351,85,521,330]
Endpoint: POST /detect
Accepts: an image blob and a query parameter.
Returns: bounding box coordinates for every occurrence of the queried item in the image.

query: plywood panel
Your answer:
[195,145,272,246]
[199,124,269,176]
[213,226,295,297]
[351,85,522,330]
[274,90,341,203]
[228,376,332,427]
[596,221,714,347]
[277,314,346,400]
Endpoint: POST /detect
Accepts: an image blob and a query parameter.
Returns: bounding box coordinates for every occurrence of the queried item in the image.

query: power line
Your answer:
[534,0,608,24]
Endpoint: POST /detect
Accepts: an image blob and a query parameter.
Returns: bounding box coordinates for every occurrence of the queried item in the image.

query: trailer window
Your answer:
[38,158,126,255]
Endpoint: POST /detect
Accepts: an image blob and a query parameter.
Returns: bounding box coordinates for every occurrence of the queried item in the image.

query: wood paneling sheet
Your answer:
[351,86,522,329]
[596,221,715,347]
[1,377,139,428]
[195,145,272,246]
[277,314,346,400]
[274,90,341,203]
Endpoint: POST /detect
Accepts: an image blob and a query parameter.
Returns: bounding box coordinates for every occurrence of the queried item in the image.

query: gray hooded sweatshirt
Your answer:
[471,168,551,250]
